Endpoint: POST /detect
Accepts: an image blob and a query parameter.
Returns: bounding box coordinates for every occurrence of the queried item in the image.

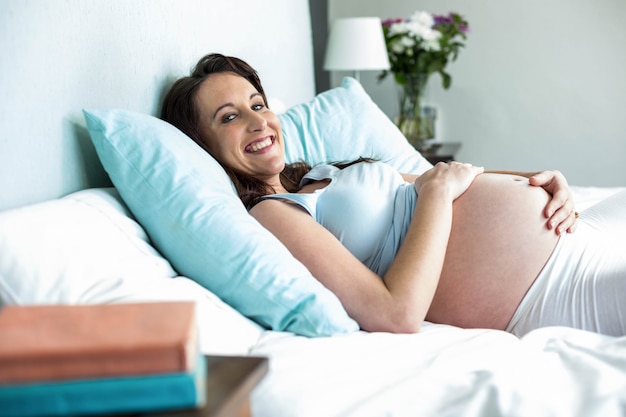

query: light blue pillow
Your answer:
[279,77,432,174]
[83,109,359,337]
[83,78,430,338]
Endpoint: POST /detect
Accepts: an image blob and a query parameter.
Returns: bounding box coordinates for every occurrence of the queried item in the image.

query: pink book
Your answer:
[0,302,198,384]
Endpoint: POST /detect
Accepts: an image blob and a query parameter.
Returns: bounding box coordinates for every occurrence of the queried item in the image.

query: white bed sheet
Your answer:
[249,324,626,417]
[571,185,625,211]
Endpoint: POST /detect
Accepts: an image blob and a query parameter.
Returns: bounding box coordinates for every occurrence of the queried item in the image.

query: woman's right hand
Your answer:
[414,162,484,200]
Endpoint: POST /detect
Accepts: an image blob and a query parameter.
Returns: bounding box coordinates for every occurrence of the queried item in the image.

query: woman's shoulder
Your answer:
[249,196,314,222]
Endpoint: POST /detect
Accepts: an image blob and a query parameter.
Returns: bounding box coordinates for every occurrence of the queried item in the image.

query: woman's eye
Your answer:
[252,103,264,111]
[221,113,236,123]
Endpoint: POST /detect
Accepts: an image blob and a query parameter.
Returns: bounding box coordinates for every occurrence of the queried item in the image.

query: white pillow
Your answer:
[0,188,263,355]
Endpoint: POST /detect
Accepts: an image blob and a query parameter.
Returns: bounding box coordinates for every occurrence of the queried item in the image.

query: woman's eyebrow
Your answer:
[212,102,234,121]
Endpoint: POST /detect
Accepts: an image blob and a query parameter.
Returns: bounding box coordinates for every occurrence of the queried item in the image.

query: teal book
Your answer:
[0,354,206,417]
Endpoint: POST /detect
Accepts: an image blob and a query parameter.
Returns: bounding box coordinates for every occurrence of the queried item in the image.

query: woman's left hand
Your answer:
[529,170,578,234]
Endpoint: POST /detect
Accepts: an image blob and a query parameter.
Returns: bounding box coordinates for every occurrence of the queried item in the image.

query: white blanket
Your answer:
[250,324,626,417]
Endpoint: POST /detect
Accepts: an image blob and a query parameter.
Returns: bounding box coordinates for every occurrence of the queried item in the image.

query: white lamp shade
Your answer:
[324,17,390,72]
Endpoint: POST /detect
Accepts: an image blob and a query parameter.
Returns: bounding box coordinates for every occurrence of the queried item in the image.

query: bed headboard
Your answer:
[0,0,315,211]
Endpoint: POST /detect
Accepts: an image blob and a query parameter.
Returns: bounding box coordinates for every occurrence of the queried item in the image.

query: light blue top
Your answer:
[262,161,417,276]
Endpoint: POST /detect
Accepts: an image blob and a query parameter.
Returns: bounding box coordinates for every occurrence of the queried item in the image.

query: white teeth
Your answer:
[248,137,272,152]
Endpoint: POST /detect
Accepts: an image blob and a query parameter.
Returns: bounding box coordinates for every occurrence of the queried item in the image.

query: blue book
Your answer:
[0,354,206,417]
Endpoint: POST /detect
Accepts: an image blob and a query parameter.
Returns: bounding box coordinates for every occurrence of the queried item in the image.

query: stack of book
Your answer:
[0,301,205,417]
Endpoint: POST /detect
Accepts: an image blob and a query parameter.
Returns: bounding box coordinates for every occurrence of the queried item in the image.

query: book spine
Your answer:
[0,325,198,384]
[0,355,206,417]
[0,345,197,383]
[0,302,198,384]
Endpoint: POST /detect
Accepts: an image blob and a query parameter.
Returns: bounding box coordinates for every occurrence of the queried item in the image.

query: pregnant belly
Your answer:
[426,173,560,330]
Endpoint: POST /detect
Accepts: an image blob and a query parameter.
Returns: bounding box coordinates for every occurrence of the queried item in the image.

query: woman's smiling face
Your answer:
[195,72,285,187]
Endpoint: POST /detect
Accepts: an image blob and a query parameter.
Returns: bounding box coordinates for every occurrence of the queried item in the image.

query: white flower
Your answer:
[400,36,416,48]
[423,38,441,51]
[388,21,410,37]
[410,11,435,28]
[391,42,405,54]
[407,21,428,38]
[421,30,442,51]
[391,10,441,51]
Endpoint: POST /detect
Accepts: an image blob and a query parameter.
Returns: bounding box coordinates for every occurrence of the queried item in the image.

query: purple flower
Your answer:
[433,12,469,33]
[382,17,404,27]
[433,14,453,26]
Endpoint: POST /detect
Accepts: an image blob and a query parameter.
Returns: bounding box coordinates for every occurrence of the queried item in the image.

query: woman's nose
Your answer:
[246,110,267,131]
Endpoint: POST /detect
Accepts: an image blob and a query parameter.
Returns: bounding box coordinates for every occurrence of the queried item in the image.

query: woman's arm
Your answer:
[250,162,483,333]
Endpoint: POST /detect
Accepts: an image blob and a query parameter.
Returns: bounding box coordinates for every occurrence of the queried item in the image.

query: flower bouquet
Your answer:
[380,11,469,148]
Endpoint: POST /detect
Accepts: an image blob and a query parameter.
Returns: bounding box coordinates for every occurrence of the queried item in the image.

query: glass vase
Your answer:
[396,73,437,150]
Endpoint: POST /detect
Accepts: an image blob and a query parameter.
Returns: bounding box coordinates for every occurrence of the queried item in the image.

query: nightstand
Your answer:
[418,142,461,164]
[154,355,269,417]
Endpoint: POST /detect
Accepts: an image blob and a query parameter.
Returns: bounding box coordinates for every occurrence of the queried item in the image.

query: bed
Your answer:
[1,1,625,416]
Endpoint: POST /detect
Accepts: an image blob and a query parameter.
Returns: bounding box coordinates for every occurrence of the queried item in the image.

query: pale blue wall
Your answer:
[328,0,626,186]
[0,0,315,211]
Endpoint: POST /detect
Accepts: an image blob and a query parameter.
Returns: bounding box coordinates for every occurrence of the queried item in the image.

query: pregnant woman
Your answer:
[162,53,626,337]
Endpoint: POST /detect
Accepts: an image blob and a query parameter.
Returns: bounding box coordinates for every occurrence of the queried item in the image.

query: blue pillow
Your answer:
[83,109,359,337]
[83,78,430,338]
[279,77,432,174]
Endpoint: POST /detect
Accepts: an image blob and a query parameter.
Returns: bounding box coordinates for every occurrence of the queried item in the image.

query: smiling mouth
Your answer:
[245,136,274,153]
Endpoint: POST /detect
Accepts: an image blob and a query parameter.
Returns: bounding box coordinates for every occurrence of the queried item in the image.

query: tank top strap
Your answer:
[300,164,339,186]
[258,164,338,216]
